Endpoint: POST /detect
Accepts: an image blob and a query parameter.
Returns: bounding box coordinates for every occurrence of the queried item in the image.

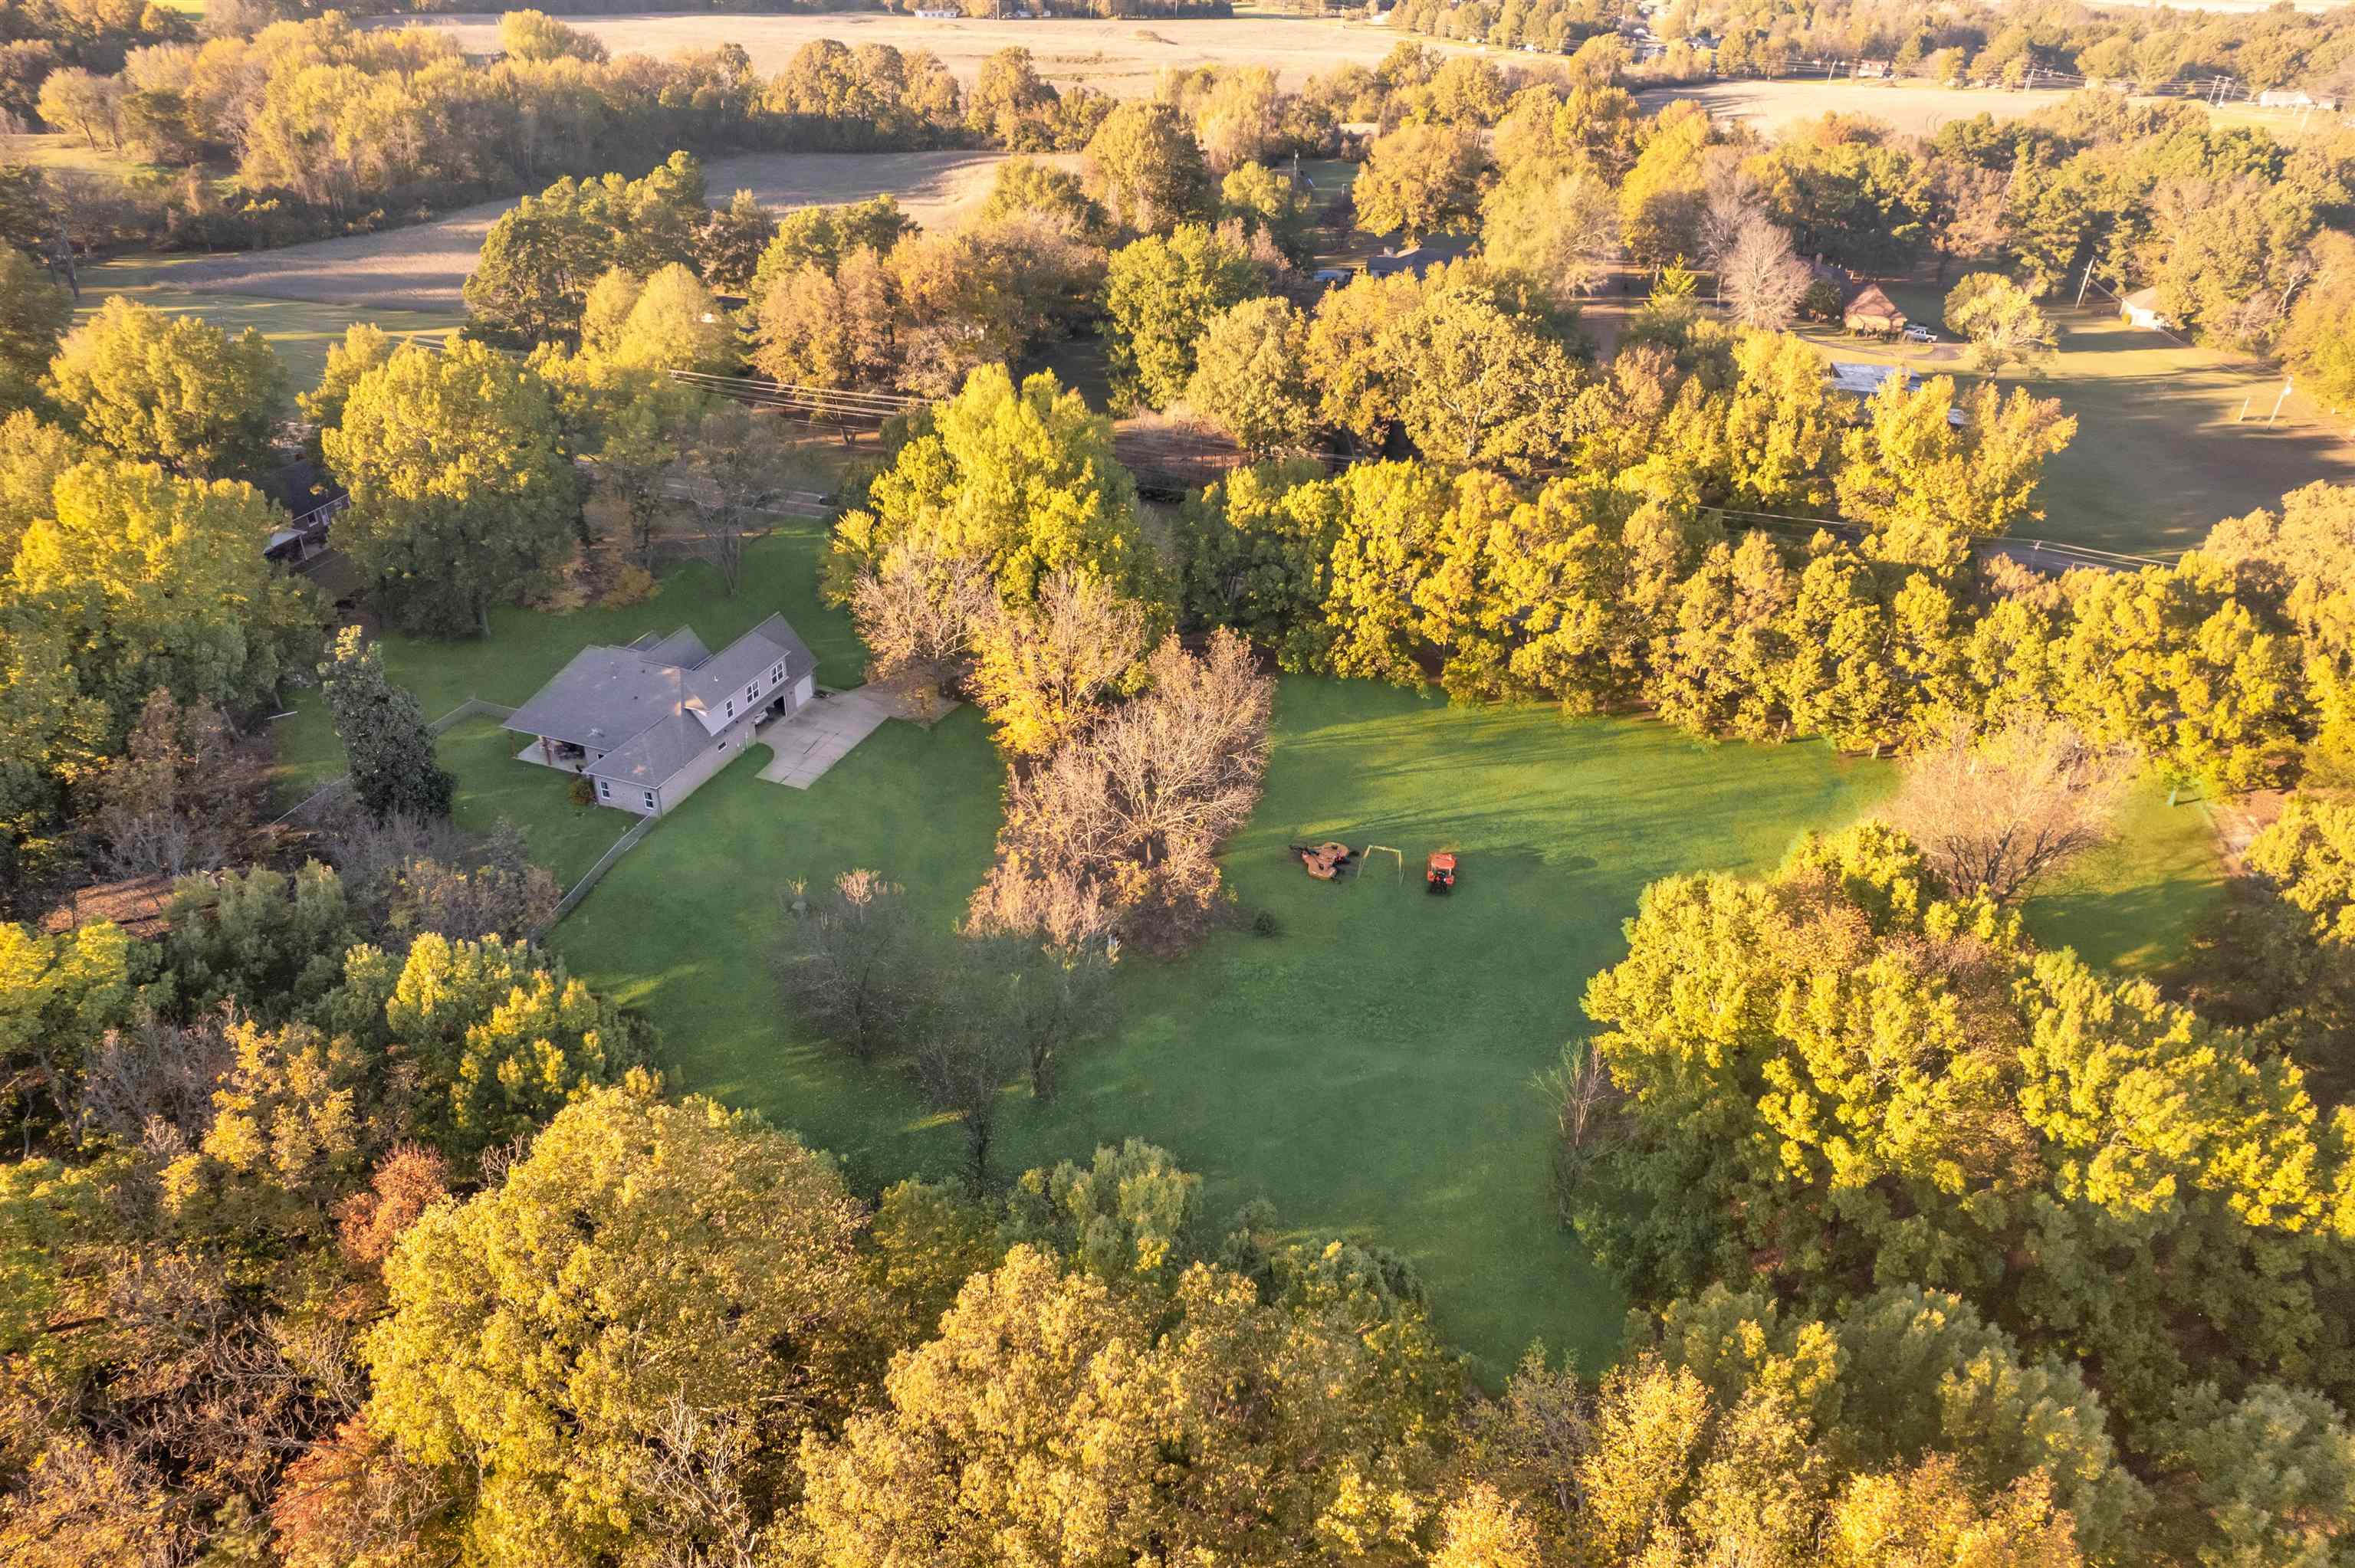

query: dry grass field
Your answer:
[1631,77,2081,136]
[383,10,1478,94]
[149,149,1057,311]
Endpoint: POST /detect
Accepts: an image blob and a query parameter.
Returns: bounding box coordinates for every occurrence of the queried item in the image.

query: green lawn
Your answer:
[2024,779,2230,979]
[282,513,2229,1375]
[69,262,464,389]
[1811,287,2355,558]
[556,674,1900,1373]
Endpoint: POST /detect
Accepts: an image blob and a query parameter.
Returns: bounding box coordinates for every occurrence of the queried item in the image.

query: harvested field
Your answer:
[150,149,1056,313]
[1632,77,2081,136]
[374,10,1480,94]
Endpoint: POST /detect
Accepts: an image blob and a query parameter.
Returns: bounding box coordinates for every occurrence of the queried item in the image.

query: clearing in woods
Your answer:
[135,149,1059,313]
[279,510,2224,1375]
[1793,284,2355,556]
[383,10,1480,94]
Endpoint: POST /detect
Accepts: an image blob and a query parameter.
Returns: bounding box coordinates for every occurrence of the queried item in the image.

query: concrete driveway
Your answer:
[755,688,895,789]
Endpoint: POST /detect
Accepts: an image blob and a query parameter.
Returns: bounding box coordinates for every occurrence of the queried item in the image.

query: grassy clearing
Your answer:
[557,676,1897,1373]
[71,261,465,387]
[1631,78,2078,136]
[0,133,177,179]
[284,505,2228,1373]
[1802,287,2355,556]
[2024,779,2230,979]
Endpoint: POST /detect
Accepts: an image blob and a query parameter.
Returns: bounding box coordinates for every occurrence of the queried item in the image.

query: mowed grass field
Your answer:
[276,513,2229,1371]
[1802,287,2355,556]
[391,9,1478,95]
[71,261,465,385]
[559,674,1897,1373]
[138,149,1053,313]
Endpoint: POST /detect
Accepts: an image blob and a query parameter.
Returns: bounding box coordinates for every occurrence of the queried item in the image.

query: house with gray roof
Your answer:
[503,614,817,816]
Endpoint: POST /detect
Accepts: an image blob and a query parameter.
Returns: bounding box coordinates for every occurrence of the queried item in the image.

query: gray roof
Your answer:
[502,613,817,789]
[679,613,816,720]
[639,627,711,667]
[587,713,708,787]
[502,646,691,750]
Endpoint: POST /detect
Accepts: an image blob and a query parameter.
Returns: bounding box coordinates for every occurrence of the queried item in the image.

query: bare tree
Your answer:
[73,1012,236,1146]
[638,1399,768,1568]
[672,402,801,595]
[90,689,264,880]
[960,882,1119,1100]
[1539,1037,1624,1222]
[849,535,997,719]
[1885,713,2134,904]
[774,870,934,1062]
[1719,215,1812,331]
[1696,159,1765,281]
[908,956,1027,1188]
[972,629,1273,950]
[320,811,559,945]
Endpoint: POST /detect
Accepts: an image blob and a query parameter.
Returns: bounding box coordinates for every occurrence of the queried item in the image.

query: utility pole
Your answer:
[2270,375,2294,425]
[2074,258,2095,308]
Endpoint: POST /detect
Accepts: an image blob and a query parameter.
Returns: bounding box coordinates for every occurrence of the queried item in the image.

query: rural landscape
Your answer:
[9,0,2355,1560]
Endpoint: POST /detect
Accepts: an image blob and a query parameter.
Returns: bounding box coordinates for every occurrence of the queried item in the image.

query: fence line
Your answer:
[266,775,351,827]
[426,697,517,735]
[270,697,515,824]
[540,813,659,934]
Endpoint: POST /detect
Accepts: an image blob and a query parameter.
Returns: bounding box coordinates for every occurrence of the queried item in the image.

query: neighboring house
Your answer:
[1828,361,1966,425]
[504,615,817,817]
[1828,360,1915,399]
[2119,287,2176,331]
[1365,237,1475,279]
[1841,284,1908,336]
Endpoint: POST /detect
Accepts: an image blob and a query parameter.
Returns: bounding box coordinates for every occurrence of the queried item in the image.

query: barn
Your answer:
[1841,284,1907,336]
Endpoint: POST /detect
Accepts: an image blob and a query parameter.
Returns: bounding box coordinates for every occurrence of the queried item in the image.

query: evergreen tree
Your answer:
[319,627,455,825]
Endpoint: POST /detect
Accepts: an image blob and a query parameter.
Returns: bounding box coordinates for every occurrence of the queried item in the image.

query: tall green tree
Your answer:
[324,341,580,637]
[1572,822,2355,1432]
[1082,100,1214,233]
[366,1080,889,1568]
[1835,377,2076,567]
[1353,123,1486,242]
[0,248,69,417]
[45,296,287,480]
[318,625,454,825]
[829,365,1158,615]
[11,458,315,728]
[461,153,708,345]
[1102,222,1263,411]
[1185,295,1316,458]
[790,1242,1449,1566]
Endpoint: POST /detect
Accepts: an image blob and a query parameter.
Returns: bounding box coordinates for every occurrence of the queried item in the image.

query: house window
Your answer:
[772,663,784,683]
[643,790,656,810]
[724,698,734,719]
[597,779,610,800]
[747,681,758,702]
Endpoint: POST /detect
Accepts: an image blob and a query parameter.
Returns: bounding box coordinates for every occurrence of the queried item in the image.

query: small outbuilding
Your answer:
[1841,284,1908,336]
[2119,287,2176,332]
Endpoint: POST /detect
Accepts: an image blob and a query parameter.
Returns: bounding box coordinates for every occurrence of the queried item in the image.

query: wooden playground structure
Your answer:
[1290,840,1457,894]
